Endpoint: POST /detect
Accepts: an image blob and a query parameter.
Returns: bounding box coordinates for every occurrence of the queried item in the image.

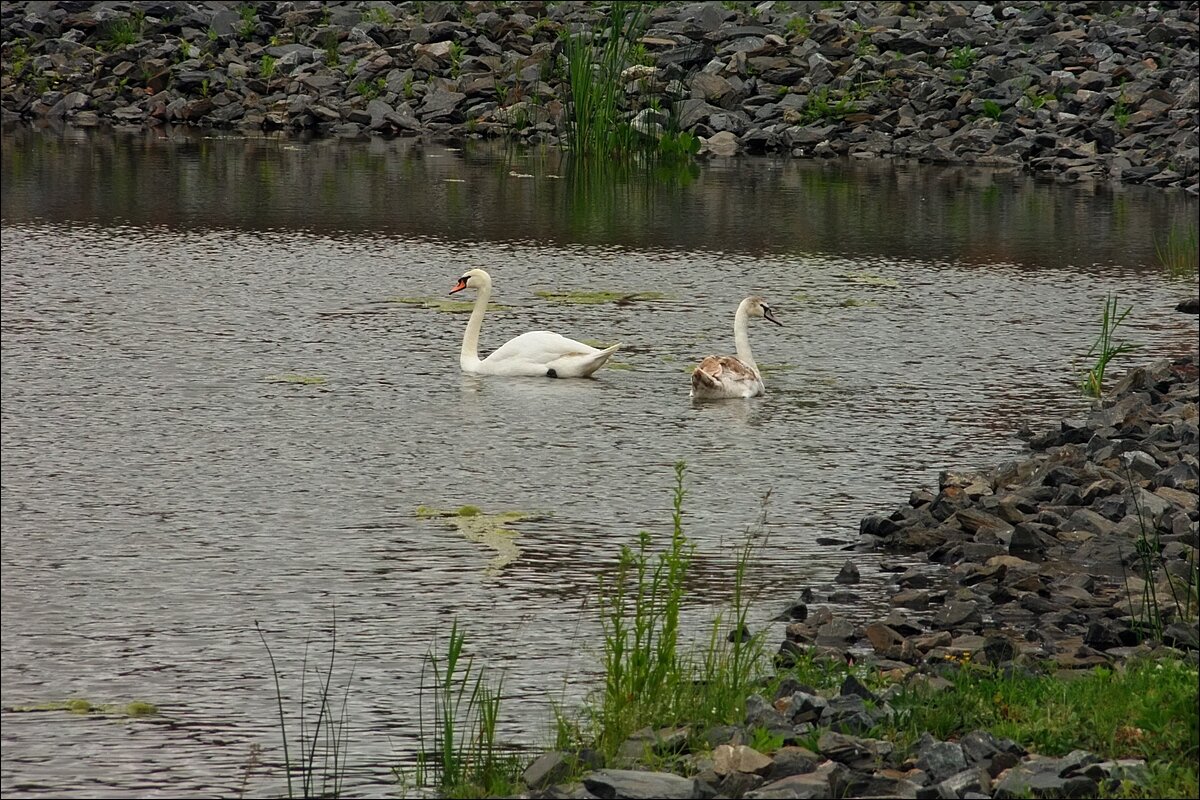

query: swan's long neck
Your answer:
[733,299,758,374]
[460,279,492,371]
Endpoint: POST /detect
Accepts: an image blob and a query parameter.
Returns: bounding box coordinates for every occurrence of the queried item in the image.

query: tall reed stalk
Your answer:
[1082,293,1139,397]
[563,1,643,158]
[1119,470,1199,641]
[256,618,353,799]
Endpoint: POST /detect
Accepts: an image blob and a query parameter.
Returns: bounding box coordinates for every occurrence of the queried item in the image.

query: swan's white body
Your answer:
[452,269,620,378]
[690,296,781,399]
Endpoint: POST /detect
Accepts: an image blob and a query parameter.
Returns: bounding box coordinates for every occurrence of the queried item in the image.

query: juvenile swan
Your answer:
[450,269,620,378]
[690,296,783,399]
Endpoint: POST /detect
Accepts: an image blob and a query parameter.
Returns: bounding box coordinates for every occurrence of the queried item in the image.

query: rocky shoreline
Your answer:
[2,1,1197,193]
[523,354,1199,799]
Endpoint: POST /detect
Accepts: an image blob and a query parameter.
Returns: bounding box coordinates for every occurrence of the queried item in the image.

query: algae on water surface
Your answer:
[416,506,545,575]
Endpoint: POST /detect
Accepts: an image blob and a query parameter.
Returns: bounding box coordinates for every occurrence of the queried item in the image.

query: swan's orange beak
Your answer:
[449,278,468,295]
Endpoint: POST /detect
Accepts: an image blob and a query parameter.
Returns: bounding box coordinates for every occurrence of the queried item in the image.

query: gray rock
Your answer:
[1162,621,1199,651]
[418,89,465,119]
[933,767,989,797]
[783,691,827,724]
[524,751,575,789]
[932,600,981,630]
[992,762,1097,798]
[815,616,856,644]
[817,731,887,768]
[582,769,702,799]
[745,772,830,799]
[834,560,860,584]
[744,693,789,730]
[917,740,968,782]
[765,746,819,781]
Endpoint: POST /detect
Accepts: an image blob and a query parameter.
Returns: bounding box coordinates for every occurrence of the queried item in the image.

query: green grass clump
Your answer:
[802,86,855,123]
[355,77,386,100]
[362,7,393,25]
[786,16,810,38]
[563,1,644,158]
[1154,224,1199,278]
[947,45,979,70]
[981,99,1003,120]
[1082,293,1138,397]
[585,462,766,759]
[418,620,522,799]
[773,649,1198,798]
[102,17,141,49]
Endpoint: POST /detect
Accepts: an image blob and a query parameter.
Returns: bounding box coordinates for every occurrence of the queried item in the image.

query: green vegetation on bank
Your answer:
[774,650,1199,799]
[585,462,764,759]
[561,1,700,164]
[413,462,768,797]
[563,1,643,158]
[259,464,1197,799]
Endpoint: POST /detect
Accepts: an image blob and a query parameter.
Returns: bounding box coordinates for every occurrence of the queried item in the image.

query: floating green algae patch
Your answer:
[534,290,665,305]
[416,505,545,575]
[839,298,880,308]
[758,363,799,376]
[389,296,511,313]
[838,272,899,287]
[8,699,160,717]
[265,373,327,385]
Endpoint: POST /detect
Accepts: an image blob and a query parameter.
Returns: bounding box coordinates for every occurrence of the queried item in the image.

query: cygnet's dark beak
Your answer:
[764,307,783,326]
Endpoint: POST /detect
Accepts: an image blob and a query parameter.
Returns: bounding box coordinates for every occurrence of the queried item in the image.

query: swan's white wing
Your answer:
[483,330,601,365]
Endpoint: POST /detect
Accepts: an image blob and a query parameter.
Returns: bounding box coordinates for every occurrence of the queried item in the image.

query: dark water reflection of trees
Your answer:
[2,122,1195,272]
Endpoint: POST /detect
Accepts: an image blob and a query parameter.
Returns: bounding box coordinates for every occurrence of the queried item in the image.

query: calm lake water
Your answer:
[2,124,1197,797]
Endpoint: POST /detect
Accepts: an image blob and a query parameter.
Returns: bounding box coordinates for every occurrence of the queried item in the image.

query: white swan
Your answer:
[690,296,783,399]
[450,269,621,378]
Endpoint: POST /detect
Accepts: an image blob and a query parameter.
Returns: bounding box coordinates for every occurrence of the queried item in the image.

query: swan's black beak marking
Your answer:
[764,306,783,326]
[449,278,468,295]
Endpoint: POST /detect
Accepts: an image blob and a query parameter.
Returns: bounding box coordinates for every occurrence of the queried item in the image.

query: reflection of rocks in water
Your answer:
[416,506,543,576]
